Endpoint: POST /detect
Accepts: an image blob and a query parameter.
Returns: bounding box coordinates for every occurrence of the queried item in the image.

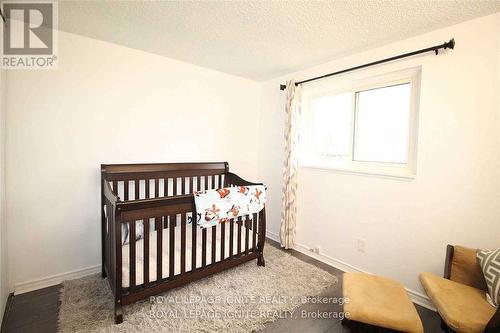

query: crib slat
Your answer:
[129,221,136,289]
[229,219,234,257]
[218,174,222,188]
[196,176,201,191]
[237,217,242,256]
[245,216,249,255]
[202,228,207,267]
[181,177,186,195]
[252,213,257,250]
[143,219,149,286]
[204,176,208,190]
[135,180,140,200]
[156,217,162,281]
[145,179,150,199]
[173,178,178,196]
[191,213,197,271]
[124,181,129,201]
[169,215,175,278]
[164,178,169,197]
[211,225,216,264]
[155,217,163,282]
[112,181,117,195]
[154,179,159,198]
[220,221,225,260]
[163,214,168,229]
[180,214,186,274]
[188,177,193,194]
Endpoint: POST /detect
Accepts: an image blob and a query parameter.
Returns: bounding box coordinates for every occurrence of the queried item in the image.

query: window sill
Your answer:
[300,163,416,181]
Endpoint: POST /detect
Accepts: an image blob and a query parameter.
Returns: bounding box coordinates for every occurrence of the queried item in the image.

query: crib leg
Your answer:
[114,300,123,324]
[257,252,266,267]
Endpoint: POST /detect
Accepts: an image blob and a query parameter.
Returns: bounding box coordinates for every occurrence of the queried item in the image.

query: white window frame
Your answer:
[300,67,421,179]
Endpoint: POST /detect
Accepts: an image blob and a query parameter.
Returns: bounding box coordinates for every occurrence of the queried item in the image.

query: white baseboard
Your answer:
[14,265,101,295]
[266,230,280,243]
[13,231,435,311]
[266,231,436,311]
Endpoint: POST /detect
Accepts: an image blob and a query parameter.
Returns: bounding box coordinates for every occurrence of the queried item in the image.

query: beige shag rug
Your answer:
[59,245,337,333]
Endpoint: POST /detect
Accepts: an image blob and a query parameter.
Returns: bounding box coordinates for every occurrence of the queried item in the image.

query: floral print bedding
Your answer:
[194,185,266,228]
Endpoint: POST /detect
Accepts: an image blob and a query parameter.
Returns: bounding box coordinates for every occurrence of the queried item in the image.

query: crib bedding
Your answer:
[122,223,255,288]
[193,185,266,228]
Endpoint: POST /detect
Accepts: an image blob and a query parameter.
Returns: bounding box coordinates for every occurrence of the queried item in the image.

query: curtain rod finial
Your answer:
[445,38,455,50]
[280,84,286,91]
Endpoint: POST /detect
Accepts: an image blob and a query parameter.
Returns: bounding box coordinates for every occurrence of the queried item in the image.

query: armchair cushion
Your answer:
[420,272,495,333]
[450,245,487,291]
[344,272,423,333]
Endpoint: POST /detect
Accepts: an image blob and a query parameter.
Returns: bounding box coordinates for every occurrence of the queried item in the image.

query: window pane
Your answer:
[310,93,353,161]
[353,83,411,163]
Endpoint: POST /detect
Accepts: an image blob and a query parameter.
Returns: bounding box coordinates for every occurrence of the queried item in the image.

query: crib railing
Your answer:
[101,162,266,324]
[114,197,265,291]
[110,175,227,199]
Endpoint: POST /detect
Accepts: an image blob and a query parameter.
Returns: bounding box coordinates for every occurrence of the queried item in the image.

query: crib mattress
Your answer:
[122,224,255,287]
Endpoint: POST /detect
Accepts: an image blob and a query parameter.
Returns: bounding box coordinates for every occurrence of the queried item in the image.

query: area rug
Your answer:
[58,245,337,333]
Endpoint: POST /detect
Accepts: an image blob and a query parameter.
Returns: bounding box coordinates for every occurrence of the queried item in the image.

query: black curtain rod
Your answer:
[280,38,455,90]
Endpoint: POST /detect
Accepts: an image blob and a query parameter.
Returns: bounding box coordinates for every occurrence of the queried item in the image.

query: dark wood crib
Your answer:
[101,162,266,324]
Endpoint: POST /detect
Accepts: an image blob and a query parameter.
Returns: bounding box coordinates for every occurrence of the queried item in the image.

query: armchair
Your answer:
[419,245,499,333]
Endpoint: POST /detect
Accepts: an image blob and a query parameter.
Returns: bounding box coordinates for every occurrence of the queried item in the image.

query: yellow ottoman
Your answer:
[343,272,423,333]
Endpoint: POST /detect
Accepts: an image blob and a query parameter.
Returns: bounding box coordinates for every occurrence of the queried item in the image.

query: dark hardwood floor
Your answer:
[2,285,59,333]
[2,240,441,333]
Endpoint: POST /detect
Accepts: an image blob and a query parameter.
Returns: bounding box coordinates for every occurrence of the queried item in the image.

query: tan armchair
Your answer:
[419,245,500,333]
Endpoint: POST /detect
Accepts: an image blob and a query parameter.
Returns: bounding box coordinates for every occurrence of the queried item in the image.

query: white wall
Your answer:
[0,68,9,315]
[259,13,500,302]
[498,19,500,239]
[6,31,261,289]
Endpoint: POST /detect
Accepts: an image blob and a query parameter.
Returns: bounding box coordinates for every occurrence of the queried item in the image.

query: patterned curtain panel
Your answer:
[280,80,302,249]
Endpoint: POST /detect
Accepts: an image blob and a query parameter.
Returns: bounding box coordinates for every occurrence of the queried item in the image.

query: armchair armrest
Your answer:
[444,244,454,279]
[226,172,263,187]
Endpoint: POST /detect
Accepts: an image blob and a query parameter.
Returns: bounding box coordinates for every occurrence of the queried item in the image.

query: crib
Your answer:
[101,162,266,324]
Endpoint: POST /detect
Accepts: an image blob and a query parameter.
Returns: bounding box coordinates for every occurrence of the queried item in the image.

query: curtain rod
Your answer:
[279,38,455,91]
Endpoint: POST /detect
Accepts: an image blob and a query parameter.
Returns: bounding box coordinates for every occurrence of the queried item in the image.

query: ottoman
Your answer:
[343,272,423,333]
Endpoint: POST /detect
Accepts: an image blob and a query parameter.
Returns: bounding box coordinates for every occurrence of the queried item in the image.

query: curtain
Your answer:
[280,80,301,249]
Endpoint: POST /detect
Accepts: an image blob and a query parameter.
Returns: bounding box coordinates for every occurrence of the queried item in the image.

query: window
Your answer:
[301,68,420,178]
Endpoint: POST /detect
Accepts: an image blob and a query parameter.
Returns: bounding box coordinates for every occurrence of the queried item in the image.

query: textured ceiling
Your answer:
[58,1,499,81]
